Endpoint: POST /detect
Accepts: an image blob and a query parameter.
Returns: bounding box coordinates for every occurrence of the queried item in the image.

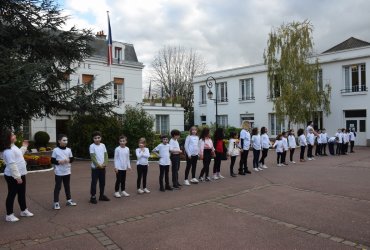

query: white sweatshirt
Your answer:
[114,146,131,170]
[136,148,150,165]
[3,145,28,179]
[185,135,199,157]
[287,135,297,148]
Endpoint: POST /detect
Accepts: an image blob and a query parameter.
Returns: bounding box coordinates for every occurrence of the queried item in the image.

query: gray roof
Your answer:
[322,37,370,54]
[90,38,139,63]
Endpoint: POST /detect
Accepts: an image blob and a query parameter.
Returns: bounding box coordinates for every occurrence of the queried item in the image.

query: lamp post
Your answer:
[205,76,218,128]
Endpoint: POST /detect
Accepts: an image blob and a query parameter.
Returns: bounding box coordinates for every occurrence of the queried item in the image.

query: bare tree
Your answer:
[151,46,206,126]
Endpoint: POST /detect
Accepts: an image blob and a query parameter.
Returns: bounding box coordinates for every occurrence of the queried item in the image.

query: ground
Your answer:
[0,147,369,250]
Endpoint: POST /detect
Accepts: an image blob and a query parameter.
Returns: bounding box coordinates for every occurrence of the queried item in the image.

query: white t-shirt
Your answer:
[153,143,171,165]
[287,135,297,148]
[52,147,73,176]
[3,145,27,177]
[199,138,214,155]
[185,135,199,157]
[282,137,289,150]
[261,134,270,149]
[89,143,107,168]
[251,134,261,150]
[273,140,284,153]
[169,138,181,154]
[320,133,328,143]
[114,146,131,170]
[240,129,251,150]
[349,132,356,142]
[136,148,150,165]
[299,134,307,146]
[307,133,315,146]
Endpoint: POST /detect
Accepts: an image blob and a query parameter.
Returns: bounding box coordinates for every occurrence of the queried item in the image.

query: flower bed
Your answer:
[0,154,52,174]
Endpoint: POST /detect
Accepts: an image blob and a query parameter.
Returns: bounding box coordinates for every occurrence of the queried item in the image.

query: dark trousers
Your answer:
[322,143,327,155]
[170,154,180,186]
[54,174,71,202]
[350,141,355,152]
[159,165,170,188]
[300,146,306,159]
[239,150,249,173]
[253,149,260,168]
[230,156,237,174]
[115,170,127,192]
[277,152,282,164]
[336,143,342,155]
[259,148,268,165]
[342,143,348,154]
[185,155,198,179]
[289,148,295,161]
[5,175,27,215]
[199,149,212,178]
[328,142,335,155]
[90,168,106,197]
[281,151,287,163]
[137,165,148,189]
[213,152,222,173]
[315,144,321,156]
[307,144,313,158]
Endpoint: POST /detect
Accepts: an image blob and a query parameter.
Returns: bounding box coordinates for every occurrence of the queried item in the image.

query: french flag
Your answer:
[107,11,113,66]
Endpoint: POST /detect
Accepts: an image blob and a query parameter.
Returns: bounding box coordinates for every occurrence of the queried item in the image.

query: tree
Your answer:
[0,0,96,129]
[151,45,206,127]
[264,20,331,127]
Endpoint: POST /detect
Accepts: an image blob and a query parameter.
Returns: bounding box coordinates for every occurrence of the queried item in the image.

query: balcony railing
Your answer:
[340,85,368,94]
[239,96,255,101]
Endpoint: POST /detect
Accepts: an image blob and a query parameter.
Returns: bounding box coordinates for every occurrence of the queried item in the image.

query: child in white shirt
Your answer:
[259,127,271,169]
[184,126,199,185]
[136,138,150,194]
[169,130,182,188]
[153,135,172,192]
[320,129,328,156]
[306,129,315,160]
[273,134,284,166]
[251,127,262,171]
[199,127,215,181]
[281,131,289,166]
[228,131,240,177]
[297,128,307,162]
[287,129,297,163]
[113,135,131,198]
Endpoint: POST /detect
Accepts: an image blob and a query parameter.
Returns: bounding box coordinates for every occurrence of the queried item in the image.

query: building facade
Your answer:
[193,37,370,146]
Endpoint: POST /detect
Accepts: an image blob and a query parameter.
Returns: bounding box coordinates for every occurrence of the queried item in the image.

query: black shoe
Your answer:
[231,173,237,177]
[160,187,165,192]
[177,183,182,187]
[99,195,110,201]
[90,196,97,204]
[238,172,246,175]
[173,186,181,190]
[165,186,173,191]
[245,171,252,174]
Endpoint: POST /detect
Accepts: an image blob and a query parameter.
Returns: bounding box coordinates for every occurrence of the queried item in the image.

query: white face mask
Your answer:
[60,138,68,144]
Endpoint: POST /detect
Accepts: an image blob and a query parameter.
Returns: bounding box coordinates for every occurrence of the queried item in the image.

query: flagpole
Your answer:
[107,11,113,102]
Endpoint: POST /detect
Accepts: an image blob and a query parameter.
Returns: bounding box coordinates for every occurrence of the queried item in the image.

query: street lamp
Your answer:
[205,76,218,128]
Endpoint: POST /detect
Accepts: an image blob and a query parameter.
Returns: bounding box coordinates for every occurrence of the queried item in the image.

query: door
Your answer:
[345,119,366,146]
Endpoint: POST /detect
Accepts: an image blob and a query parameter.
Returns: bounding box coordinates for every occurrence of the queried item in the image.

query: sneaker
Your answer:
[5,214,19,222]
[20,209,34,217]
[277,164,282,167]
[90,196,97,204]
[258,167,263,171]
[218,174,225,179]
[184,179,191,186]
[114,192,121,198]
[312,158,316,160]
[53,202,61,210]
[177,183,182,187]
[254,168,259,172]
[300,159,306,162]
[291,161,296,164]
[144,188,151,193]
[238,171,246,175]
[262,165,268,169]
[137,189,144,194]
[173,186,181,190]
[199,177,204,182]
[160,187,165,192]
[231,173,237,177]
[205,177,211,182]
[190,178,199,184]
[308,158,313,161]
[282,163,289,166]
[121,191,130,197]
[213,175,219,180]
[245,170,252,174]
[66,200,77,206]
[165,186,173,191]
[99,195,110,201]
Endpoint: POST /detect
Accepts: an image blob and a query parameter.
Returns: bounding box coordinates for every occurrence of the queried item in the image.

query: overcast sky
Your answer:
[60,0,370,87]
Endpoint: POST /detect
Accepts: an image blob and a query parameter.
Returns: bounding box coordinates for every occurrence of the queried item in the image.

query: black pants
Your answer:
[239,150,249,173]
[307,144,313,158]
[253,149,260,168]
[54,174,71,202]
[300,146,306,160]
[185,155,198,179]
[230,156,237,174]
[350,141,355,152]
[289,148,295,161]
[342,143,348,154]
[5,175,27,215]
[171,154,180,186]
[199,149,212,178]
[213,152,222,173]
[137,165,148,189]
[336,143,342,155]
[328,143,335,155]
[321,143,327,155]
[115,170,127,192]
[90,168,106,197]
[315,144,320,156]
[277,152,282,164]
[281,151,287,163]
[259,148,268,165]
[159,165,170,188]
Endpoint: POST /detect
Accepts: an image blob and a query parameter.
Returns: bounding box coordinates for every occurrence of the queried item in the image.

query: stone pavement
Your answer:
[0,147,369,250]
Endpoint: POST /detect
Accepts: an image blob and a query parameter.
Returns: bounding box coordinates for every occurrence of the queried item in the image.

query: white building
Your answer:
[28,32,184,142]
[193,37,370,146]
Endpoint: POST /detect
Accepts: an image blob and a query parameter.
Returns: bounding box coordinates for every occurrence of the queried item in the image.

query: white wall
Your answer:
[142,103,185,132]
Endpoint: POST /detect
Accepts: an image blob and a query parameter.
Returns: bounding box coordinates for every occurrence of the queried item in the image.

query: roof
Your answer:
[90,38,139,63]
[322,37,370,54]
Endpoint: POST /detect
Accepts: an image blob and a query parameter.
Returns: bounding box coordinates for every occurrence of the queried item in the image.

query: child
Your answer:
[342,129,350,155]
[153,135,173,192]
[89,131,110,204]
[315,130,322,156]
[273,134,284,167]
[184,126,199,185]
[328,136,338,155]
[320,129,328,156]
[287,129,297,163]
[281,131,289,166]
[335,129,343,156]
[213,127,226,179]
[349,128,356,153]
[239,120,252,175]
[51,134,76,210]
[259,127,270,169]
[113,135,131,198]
[306,128,315,160]
[0,130,33,222]
[228,131,240,177]
[136,138,150,194]
[251,127,262,171]
[297,128,307,162]
[198,127,215,181]
[169,130,182,189]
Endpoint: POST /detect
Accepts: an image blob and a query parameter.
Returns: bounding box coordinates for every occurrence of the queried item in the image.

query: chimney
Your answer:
[95,30,107,40]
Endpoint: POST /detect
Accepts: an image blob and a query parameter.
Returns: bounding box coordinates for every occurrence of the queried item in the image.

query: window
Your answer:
[217,82,228,102]
[268,75,281,99]
[343,64,367,93]
[114,77,124,103]
[114,47,122,63]
[116,114,125,124]
[269,113,285,136]
[22,120,31,140]
[199,85,207,104]
[216,115,228,127]
[240,78,254,101]
[156,115,169,134]
[240,114,255,128]
[344,109,366,118]
[359,120,366,132]
[82,74,94,91]
[200,115,206,125]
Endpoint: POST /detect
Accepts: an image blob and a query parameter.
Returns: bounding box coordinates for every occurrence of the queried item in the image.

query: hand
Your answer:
[22,140,29,147]
[16,178,23,184]
[199,155,204,160]
[114,168,118,173]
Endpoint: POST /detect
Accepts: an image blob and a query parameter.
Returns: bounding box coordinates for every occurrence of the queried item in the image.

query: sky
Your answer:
[59,0,370,88]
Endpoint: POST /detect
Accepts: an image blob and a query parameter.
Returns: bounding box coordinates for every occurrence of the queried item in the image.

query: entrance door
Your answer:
[345,119,366,146]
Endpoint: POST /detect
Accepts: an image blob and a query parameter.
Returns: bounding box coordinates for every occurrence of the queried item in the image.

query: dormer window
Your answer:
[114,47,122,63]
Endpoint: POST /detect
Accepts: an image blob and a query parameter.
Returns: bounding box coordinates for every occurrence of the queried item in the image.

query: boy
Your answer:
[114,135,131,198]
[89,131,110,204]
[169,130,182,189]
[153,135,173,192]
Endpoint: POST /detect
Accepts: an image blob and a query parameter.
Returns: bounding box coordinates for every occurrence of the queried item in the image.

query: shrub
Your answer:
[34,131,50,148]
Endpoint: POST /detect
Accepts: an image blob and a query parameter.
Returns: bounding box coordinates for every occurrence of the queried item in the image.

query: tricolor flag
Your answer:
[107,11,113,66]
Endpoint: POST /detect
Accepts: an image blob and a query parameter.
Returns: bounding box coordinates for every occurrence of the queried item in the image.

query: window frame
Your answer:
[239,78,255,101]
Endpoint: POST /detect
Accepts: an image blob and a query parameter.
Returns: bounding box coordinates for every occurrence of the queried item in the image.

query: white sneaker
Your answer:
[66,200,77,206]
[114,192,121,198]
[121,191,130,197]
[53,202,61,210]
[199,177,204,182]
[308,158,313,161]
[213,175,219,180]
[190,178,199,183]
[254,168,259,172]
[277,164,282,167]
[20,209,34,217]
[258,167,263,171]
[143,188,151,193]
[5,214,19,222]
[184,180,191,186]
[137,189,144,194]
[291,161,296,164]
[312,158,316,160]
[218,174,225,179]
[262,165,268,169]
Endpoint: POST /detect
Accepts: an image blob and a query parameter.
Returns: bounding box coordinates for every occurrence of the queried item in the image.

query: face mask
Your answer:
[61,138,68,144]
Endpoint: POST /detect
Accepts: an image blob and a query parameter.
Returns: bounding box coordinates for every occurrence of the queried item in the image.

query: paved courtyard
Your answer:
[0,147,369,250]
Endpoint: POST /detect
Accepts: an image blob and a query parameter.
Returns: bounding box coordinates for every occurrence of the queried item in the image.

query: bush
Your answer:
[34,131,50,148]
